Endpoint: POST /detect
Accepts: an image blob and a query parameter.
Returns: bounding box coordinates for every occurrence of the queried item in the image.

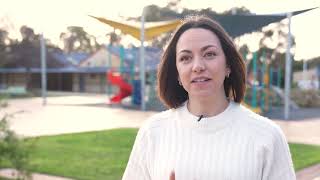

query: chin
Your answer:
[189,91,214,99]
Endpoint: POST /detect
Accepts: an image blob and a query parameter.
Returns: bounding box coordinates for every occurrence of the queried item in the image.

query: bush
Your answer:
[0,96,8,108]
[0,102,32,180]
[291,89,320,107]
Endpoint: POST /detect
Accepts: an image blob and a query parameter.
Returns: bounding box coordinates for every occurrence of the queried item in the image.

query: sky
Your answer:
[0,0,319,60]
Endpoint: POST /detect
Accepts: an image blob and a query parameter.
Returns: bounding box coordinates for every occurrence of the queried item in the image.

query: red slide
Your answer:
[107,72,133,103]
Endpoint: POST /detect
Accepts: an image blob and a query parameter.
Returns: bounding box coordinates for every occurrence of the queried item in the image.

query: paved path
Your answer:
[1,95,319,146]
[0,168,73,180]
[1,94,320,180]
[0,95,155,137]
[296,163,320,180]
[274,119,320,146]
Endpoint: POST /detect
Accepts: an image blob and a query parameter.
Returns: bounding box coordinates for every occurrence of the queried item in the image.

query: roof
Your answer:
[51,52,90,67]
[0,67,109,73]
[0,45,162,73]
[79,45,161,71]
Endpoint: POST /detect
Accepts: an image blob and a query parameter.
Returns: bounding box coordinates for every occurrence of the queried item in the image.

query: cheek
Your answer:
[176,65,183,77]
[177,66,189,81]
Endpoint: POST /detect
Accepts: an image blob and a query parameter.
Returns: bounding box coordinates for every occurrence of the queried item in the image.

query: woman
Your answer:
[122,15,295,180]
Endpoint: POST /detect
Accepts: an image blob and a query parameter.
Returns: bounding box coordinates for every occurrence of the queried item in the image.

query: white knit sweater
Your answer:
[122,101,296,180]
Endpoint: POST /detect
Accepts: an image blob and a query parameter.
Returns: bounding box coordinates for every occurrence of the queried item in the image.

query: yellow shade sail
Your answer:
[145,20,181,40]
[89,15,181,41]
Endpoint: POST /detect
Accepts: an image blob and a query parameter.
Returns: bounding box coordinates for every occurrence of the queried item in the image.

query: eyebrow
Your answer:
[177,45,218,54]
[201,45,217,52]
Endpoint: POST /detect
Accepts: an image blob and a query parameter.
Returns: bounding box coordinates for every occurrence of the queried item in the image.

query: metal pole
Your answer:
[40,34,47,106]
[284,12,292,120]
[140,7,146,111]
[251,52,257,108]
[261,51,266,112]
[269,67,273,109]
[303,59,307,81]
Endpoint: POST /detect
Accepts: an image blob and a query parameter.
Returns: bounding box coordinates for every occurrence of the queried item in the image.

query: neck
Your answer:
[187,95,229,117]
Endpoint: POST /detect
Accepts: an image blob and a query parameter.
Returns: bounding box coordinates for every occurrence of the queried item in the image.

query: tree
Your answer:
[294,56,320,72]
[222,6,251,15]
[257,21,296,87]
[0,29,10,45]
[107,32,121,45]
[60,26,100,53]
[0,28,20,68]
[0,29,11,67]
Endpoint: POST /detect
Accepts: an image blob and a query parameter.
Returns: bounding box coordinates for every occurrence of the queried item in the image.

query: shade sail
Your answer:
[90,7,317,40]
[90,15,180,40]
[204,8,317,37]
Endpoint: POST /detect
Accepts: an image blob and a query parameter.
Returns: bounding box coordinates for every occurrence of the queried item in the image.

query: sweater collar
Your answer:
[175,100,237,132]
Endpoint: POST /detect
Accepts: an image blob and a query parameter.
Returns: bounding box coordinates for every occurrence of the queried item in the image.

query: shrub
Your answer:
[291,89,320,107]
[0,101,32,180]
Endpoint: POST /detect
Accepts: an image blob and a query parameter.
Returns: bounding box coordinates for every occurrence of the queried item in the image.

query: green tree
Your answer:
[0,28,19,68]
[292,56,320,73]
[60,26,100,53]
[1,25,65,90]
[222,6,251,15]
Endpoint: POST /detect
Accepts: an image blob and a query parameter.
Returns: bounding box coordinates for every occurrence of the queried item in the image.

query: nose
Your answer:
[192,57,205,73]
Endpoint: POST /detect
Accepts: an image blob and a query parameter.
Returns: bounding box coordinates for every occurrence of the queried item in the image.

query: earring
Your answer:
[178,80,182,86]
[226,69,231,78]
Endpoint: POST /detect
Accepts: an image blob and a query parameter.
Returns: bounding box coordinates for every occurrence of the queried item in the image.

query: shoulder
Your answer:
[232,103,286,145]
[138,108,175,134]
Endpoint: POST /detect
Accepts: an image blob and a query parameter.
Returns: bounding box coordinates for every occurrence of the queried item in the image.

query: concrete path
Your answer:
[296,163,320,180]
[1,93,320,180]
[0,95,155,137]
[0,168,73,180]
[274,119,320,146]
[1,95,319,144]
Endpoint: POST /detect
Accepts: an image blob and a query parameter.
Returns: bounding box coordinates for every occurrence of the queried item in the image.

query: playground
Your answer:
[96,41,298,115]
[89,9,316,115]
[1,6,319,180]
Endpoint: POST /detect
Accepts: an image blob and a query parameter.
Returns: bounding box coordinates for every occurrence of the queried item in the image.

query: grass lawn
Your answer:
[289,143,320,170]
[2,128,320,180]
[27,129,138,180]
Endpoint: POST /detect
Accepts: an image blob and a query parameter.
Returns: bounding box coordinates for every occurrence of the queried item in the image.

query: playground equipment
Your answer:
[104,44,161,106]
[107,71,132,104]
[103,43,294,114]
[105,44,135,104]
[244,51,268,114]
[104,44,282,113]
[242,49,298,114]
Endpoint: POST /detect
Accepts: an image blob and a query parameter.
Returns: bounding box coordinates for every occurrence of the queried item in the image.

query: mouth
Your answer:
[191,77,211,83]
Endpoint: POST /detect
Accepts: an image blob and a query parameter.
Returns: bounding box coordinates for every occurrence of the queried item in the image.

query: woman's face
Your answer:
[176,28,230,100]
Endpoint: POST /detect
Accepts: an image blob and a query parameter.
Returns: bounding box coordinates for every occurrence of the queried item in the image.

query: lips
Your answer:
[191,77,211,83]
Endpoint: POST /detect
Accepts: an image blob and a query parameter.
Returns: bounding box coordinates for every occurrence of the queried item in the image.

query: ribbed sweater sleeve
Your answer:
[122,125,151,180]
[262,125,296,180]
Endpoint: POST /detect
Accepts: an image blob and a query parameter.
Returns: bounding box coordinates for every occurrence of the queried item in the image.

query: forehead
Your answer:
[176,28,222,51]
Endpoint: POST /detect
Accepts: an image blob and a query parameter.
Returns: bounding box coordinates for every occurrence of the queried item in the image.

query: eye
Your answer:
[179,55,192,62]
[204,51,216,59]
